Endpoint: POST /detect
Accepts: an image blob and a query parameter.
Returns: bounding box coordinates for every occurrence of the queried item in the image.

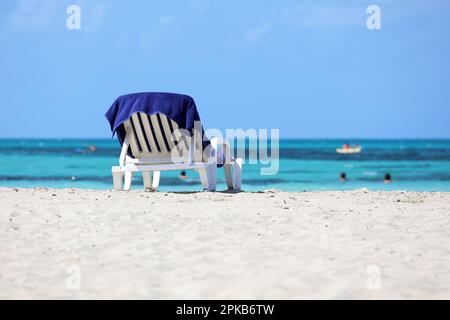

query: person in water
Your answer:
[179,171,188,180]
[384,173,392,183]
[339,172,347,182]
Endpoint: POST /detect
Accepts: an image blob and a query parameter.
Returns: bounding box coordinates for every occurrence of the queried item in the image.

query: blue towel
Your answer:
[105,92,210,157]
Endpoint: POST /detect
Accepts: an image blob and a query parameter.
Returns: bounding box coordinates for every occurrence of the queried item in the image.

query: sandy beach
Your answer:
[1,187,449,299]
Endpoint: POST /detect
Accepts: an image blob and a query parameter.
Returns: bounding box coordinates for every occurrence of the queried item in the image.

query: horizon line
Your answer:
[1,137,450,140]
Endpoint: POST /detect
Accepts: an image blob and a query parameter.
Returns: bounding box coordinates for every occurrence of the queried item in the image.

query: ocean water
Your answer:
[1,139,450,192]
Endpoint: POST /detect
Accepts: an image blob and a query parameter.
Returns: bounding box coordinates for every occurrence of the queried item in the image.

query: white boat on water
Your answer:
[336,145,362,154]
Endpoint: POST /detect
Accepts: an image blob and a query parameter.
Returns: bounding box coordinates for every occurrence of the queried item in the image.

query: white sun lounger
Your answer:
[111,112,242,191]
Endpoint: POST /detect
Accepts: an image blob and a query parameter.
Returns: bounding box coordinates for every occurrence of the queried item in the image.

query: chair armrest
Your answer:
[119,136,129,166]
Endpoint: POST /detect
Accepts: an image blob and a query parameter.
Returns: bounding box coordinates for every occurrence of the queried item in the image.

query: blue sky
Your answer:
[0,0,449,138]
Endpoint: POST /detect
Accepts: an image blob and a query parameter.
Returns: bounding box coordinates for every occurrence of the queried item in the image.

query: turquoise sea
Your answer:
[1,139,450,192]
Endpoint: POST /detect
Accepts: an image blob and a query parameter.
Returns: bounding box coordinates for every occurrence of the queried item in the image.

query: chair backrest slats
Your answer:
[123,112,198,162]
[125,119,142,156]
[167,120,184,155]
[160,115,176,150]
[131,113,150,154]
[149,114,169,153]
[139,113,159,153]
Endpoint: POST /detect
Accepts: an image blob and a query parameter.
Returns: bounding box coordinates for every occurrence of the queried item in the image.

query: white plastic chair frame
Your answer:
[111,112,242,192]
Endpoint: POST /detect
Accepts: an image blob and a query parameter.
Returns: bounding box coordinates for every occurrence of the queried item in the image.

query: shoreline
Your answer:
[1,187,449,299]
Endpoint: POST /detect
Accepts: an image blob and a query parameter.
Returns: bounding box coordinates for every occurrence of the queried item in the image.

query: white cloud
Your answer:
[228,3,366,46]
[7,0,62,31]
[159,15,177,27]
[278,4,363,28]
[4,0,112,33]
[80,0,113,32]
[243,22,272,44]
[187,0,208,15]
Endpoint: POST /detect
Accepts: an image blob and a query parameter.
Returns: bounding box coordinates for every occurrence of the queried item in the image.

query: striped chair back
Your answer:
[123,112,202,163]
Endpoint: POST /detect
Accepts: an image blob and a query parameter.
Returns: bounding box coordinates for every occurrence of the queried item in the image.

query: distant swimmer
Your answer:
[339,172,347,182]
[88,145,97,152]
[384,173,392,183]
[179,171,188,180]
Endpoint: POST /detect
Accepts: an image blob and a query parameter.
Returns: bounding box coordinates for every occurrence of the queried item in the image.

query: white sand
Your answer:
[1,187,449,299]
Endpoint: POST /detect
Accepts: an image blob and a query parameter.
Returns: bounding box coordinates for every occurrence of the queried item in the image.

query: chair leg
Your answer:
[206,163,217,191]
[112,171,124,191]
[124,172,133,191]
[198,165,217,192]
[224,163,233,190]
[233,158,242,190]
[152,171,160,190]
[198,168,208,191]
[142,171,152,190]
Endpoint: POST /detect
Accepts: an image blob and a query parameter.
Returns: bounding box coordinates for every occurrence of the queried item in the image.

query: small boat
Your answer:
[336,145,362,154]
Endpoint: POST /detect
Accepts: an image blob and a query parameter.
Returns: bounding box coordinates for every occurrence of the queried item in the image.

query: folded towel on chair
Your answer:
[105,92,210,157]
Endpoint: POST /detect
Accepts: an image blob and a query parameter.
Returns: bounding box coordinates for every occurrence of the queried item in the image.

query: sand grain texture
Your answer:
[1,187,449,299]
